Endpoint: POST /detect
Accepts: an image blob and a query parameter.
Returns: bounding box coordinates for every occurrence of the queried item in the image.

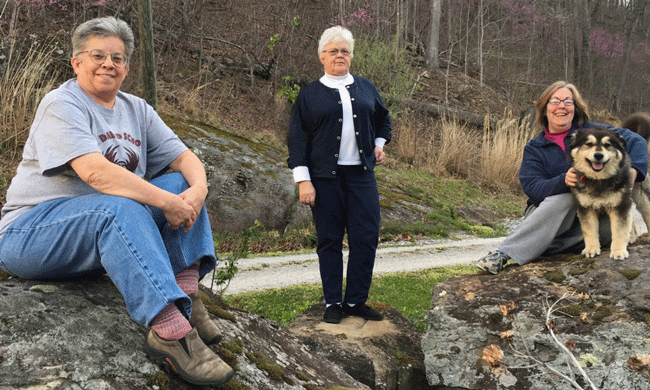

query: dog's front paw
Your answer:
[582,246,601,258]
[610,249,629,260]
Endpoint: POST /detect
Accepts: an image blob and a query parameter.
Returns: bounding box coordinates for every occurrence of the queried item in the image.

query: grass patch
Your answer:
[225,284,323,326]
[224,264,477,332]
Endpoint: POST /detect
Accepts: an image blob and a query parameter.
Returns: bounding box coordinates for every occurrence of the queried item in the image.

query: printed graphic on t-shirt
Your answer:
[104,145,139,172]
[98,130,142,173]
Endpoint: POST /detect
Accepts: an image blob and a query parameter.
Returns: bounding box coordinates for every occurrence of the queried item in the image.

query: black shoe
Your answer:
[323,304,343,324]
[342,302,384,321]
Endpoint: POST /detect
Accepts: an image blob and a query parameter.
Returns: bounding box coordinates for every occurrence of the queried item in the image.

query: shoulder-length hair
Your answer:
[535,81,590,131]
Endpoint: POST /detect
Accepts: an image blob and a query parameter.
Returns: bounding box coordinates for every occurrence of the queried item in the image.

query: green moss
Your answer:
[219,339,244,370]
[567,266,590,276]
[0,270,10,280]
[592,305,614,322]
[219,345,240,371]
[393,350,413,367]
[200,291,238,323]
[557,304,583,318]
[293,370,310,382]
[245,350,291,383]
[618,268,642,280]
[544,269,565,283]
[144,372,171,390]
[219,378,253,390]
[222,338,244,355]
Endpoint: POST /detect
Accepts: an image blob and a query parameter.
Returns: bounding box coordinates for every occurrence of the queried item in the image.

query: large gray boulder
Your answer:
[0,273,368,390]
[170,119,310,233]
[421,237,650,389]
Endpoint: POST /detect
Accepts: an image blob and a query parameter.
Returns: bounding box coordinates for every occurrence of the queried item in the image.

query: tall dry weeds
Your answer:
[1,39,61,152]
[424,115,477,178]
[393,110,535,193]
[479,112,535,190]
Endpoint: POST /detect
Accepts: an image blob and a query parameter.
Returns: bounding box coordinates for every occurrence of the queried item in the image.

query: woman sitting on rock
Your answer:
[0,16,233,386]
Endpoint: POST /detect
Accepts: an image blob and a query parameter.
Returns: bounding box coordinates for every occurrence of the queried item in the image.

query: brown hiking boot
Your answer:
[189,292,222,345]
[144,328,234,386]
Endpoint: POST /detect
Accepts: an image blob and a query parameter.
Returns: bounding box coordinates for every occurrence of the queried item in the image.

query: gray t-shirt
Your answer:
[0,79,188,234]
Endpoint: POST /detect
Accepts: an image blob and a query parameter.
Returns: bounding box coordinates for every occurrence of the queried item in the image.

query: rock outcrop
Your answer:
[170,118,308,233]
[0,274,368,390]
[421,237,650,390]
[288,301,433,390]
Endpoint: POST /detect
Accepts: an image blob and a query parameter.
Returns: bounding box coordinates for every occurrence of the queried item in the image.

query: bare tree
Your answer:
[615,0,648,113]
[426,0,441,71]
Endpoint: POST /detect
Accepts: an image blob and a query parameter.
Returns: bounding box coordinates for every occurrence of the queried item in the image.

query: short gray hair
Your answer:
[72,16,134,60]
[318,26,354,57]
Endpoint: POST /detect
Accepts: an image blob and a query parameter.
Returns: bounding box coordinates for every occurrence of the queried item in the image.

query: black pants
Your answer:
[311,165,380,305]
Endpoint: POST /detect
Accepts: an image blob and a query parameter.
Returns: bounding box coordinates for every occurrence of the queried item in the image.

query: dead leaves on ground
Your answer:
[628,354,650,379]
[482,344,504,367]
[499,300,516,317]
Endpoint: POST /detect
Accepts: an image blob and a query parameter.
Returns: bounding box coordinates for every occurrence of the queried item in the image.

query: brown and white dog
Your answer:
[567,127,639,259]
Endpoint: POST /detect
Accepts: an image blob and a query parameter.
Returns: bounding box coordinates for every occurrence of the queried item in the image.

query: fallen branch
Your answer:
[545,293,599,390]
[506,292,599,390]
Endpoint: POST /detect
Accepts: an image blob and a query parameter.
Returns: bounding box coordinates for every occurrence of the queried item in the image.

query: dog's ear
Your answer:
[567,129,583,150]
[612,131,627,149]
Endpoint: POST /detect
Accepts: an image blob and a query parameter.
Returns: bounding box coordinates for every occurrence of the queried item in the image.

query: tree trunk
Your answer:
[137,0,158,110]
[477,0,484,84]
[614,0,646,113]
[427,0,441,71]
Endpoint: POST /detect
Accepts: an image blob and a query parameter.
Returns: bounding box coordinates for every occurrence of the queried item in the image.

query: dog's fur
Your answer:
[567,127,636,259]
[622,112,650,232]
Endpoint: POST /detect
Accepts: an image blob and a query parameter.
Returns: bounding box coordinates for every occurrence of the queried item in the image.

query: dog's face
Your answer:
[568,127,627,180]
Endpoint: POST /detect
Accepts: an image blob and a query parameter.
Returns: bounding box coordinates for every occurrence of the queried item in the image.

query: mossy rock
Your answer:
[618,268,642,280]
[544,268,565,283]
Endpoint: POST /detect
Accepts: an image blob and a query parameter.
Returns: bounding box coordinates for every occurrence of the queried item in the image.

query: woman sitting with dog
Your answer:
[476,80,648,274]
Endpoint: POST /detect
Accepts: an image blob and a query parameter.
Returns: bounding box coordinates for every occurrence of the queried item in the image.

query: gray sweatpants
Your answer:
[498,193,612,265]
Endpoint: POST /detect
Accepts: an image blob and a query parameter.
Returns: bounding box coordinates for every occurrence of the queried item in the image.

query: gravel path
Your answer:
[201,210,647,295]
[202,234,502,295]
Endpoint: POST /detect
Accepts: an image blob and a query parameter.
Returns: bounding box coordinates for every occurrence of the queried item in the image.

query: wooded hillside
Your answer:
[1,0,649,148]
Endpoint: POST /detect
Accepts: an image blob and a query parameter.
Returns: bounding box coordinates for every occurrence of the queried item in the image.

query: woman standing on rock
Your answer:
[476,81,648,274]
[287,26,392,324]
[0,16,233,386]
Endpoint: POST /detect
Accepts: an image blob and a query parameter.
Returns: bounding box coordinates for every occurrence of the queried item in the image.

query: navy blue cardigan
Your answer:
[519,122,649,207]
[287,74,392,179]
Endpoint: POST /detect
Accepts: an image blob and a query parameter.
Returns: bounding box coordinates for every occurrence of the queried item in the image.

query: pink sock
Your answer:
[150,303,192,341]
[176,263,200,295]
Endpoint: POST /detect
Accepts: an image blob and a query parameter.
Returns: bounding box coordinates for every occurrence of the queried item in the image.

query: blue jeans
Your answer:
[311,165,380,305]
[0,173,216,326]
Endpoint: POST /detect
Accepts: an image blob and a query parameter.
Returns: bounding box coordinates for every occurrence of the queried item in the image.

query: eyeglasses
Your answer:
[77,49,128,67]
[323,48,351,56]
[548,97,574,106]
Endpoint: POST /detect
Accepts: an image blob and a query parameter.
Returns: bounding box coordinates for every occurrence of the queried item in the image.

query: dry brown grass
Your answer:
[393,110,536,193]
[479,112,536,190]
[1,39,62,152]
